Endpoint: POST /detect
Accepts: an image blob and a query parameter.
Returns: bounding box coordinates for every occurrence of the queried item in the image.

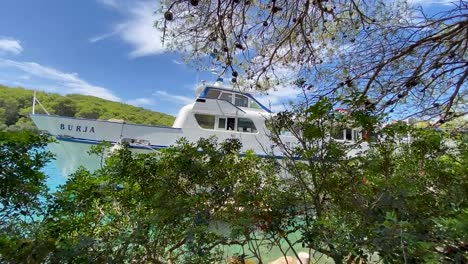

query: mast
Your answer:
[32,90,36,114]
[31,90,50,115]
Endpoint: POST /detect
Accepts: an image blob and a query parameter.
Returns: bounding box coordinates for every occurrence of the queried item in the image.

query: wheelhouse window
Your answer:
[220,92,233,102]
[237,118,257,133]
[250,100,261,109]
[205,88,265,110]
[194,114,215,129]
[235,94,249,107]
[206,89,221,99]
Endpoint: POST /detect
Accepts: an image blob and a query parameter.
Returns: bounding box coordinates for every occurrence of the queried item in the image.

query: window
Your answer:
[218,117,226,129]
[331,127,344,140]
[227,118,236,131]
[250,100,261,109]
[220,92,233,103]
[353,130,362,141]
[345,128,353,141]
[194,114,215,129]
[237,118,257,133]
[234,94,249,107]
[206,89,221,99]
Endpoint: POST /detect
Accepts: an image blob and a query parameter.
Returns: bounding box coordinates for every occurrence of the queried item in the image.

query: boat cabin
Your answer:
[197,86,271,112]
[172,86,271,132]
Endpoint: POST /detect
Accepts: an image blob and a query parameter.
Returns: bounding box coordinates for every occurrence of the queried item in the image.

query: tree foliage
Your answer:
[0,84,175,132]
[157,0,467,122]
[0,118,466,263]
[268,97,468,263]
[2,138,298,263]
[0,131,53,262]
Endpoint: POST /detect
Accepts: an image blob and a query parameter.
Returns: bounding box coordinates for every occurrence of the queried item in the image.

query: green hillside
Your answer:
[0,85,175,131]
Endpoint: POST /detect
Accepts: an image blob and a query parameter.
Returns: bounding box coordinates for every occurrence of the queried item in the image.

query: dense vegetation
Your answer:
[0,84,175,131]
[0,104,466,263]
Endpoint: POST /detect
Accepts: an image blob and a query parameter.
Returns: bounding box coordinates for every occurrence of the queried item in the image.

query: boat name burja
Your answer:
[60,123,95,133]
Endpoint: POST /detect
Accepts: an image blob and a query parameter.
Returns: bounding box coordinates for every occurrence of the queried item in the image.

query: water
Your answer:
[42,141,101,191]
[43,159,67,192]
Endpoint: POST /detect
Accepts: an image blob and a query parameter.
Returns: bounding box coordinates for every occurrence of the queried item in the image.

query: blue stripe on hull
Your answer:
[56,136,168,150]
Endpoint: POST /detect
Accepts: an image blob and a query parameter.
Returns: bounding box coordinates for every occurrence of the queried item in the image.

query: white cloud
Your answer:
[126,97,154,107]
[121,3,164,58]
[0,37,23,55]
[89,26,123,43]
[255,86,301,113]
[153,90,193,105]
[0,58,121,101]
[93,0,165,58]
[97,0,120,8]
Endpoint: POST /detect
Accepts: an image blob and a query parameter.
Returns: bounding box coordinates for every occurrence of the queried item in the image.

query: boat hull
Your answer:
[30,114,183,175]
[30,114,287,175]
[31,113,182,146]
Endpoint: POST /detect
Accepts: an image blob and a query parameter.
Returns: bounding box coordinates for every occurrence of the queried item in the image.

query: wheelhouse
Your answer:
[198,86,271,113]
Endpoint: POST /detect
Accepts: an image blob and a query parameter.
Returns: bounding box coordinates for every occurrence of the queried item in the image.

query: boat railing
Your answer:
[32,90,50,115]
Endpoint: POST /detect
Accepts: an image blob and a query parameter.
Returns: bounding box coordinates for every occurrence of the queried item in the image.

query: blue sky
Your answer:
[0,0,453,116]
[0,0,217,115]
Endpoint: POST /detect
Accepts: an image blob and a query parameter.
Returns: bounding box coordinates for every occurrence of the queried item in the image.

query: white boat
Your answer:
[31,80,367,176]
[30,80,294,175]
